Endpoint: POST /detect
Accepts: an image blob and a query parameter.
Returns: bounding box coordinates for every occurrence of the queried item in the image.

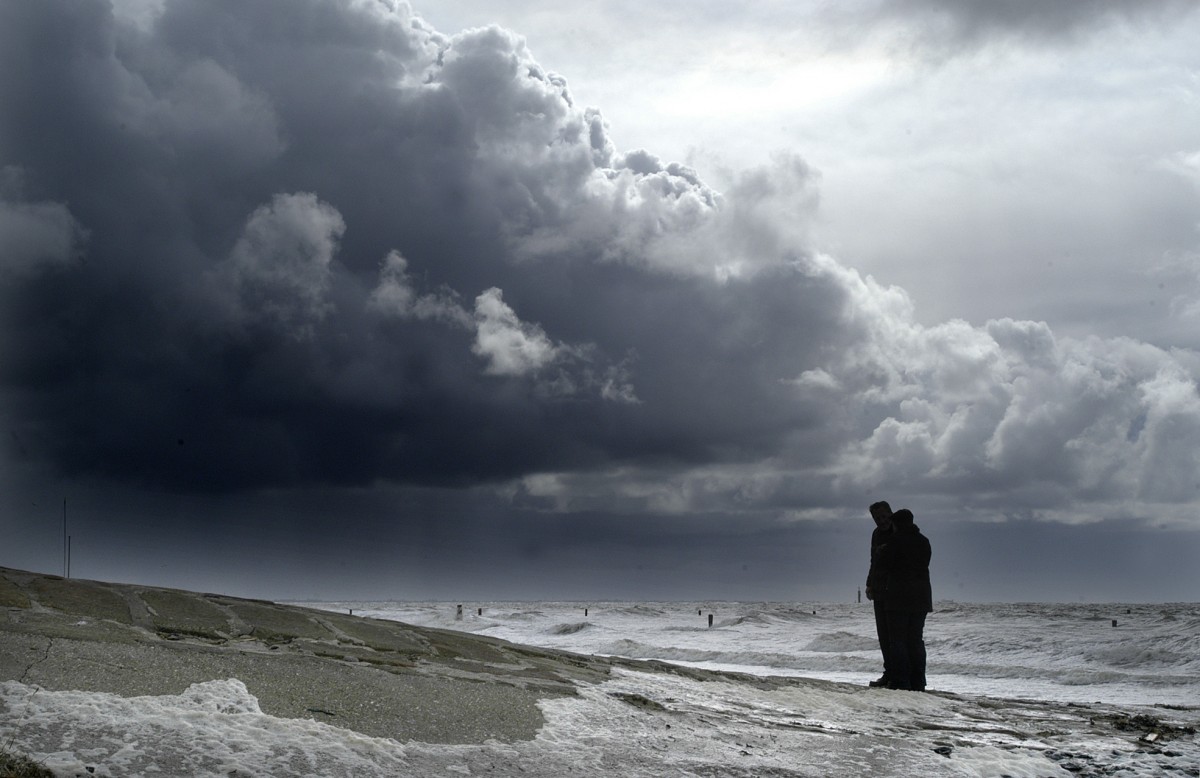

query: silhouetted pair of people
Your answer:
[864,501,931,691]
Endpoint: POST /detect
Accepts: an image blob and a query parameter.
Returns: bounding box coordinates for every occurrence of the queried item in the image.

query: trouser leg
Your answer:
[885,609,911,689]
[908,611,927,691]
[885,610,928,691]
[873,598,891,679]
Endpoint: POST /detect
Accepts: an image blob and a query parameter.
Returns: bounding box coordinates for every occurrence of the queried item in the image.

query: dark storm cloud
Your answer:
[0,0,835,493]
[2,0,1200,534]
[870,0,1197,53]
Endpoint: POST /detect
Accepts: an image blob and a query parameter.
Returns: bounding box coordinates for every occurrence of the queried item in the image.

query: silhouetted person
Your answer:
[878,508,932,691]
[864,500,893,687]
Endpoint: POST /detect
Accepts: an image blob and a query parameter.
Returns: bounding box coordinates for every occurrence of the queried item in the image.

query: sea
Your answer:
[308,600,1200,708]
[3,600,1197,777]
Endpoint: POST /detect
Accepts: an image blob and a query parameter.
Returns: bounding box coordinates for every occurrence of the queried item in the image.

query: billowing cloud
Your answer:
[824,308,1200,509]
[0,197,85,277]
[1,0,1199,539]
[0,169,86,277]
[220,192,345,338]
[471,287,562,376]
[368,250,472,327]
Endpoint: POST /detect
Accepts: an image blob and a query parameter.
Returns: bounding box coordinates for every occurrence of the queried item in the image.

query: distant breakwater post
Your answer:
[62,499,72,579]
[478,607,482,616]
[456,604,463,621]
[708,613,714,628]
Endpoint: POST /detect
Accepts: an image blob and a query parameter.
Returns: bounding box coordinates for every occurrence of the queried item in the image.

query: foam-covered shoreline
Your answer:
[0,567,616,744]
[2,567,1197,777]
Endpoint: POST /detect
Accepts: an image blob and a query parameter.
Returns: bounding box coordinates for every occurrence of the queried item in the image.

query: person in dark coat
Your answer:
[864,500,893,687]
[878,508,932,691]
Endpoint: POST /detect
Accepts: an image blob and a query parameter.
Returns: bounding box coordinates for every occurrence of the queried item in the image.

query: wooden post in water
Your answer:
[456,604,463,621]
[707,613,713,628]
[584,608,588,617]
[478,607,482,616]
[1111,619,1117,628]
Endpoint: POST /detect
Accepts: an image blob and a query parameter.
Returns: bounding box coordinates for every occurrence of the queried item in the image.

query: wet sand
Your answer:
[3,567,1197,777]
[0,566,614,744]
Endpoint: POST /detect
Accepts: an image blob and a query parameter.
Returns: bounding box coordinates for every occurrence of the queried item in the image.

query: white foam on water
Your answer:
[5,601,1198,776]
[315,601,1199,706]
[5,667,1197,777]
[0,679,411,777]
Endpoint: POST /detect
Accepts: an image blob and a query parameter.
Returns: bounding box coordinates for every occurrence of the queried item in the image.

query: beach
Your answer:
[2,567,1197,777]
[0,567,601,745]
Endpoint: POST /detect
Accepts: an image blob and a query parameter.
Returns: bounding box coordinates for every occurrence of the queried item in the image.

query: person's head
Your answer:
[869,501,893,527]
[891,508,914,528]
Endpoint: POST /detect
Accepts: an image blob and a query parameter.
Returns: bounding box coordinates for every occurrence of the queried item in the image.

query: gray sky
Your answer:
[2,0,1199,602]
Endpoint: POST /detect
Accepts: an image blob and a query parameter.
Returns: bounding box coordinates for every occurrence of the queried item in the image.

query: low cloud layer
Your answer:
[874,0,1197,51]
[2,0,1199,540]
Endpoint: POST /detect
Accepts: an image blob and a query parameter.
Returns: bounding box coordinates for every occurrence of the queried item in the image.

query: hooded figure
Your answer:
[877,508,932,691]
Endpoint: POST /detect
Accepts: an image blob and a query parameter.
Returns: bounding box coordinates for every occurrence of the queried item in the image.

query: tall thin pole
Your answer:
[63,499,68,578]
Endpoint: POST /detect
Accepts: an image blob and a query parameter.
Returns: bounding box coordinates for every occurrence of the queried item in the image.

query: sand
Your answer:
[0,566,614,745]
[3,568,1197,777]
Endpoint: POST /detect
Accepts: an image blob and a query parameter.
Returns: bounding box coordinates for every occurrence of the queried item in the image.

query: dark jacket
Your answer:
[866,525,892,594]
[878,523,932,613]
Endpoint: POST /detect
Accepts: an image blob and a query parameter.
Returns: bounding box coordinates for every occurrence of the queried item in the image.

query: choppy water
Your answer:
[304,600,1200,707]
